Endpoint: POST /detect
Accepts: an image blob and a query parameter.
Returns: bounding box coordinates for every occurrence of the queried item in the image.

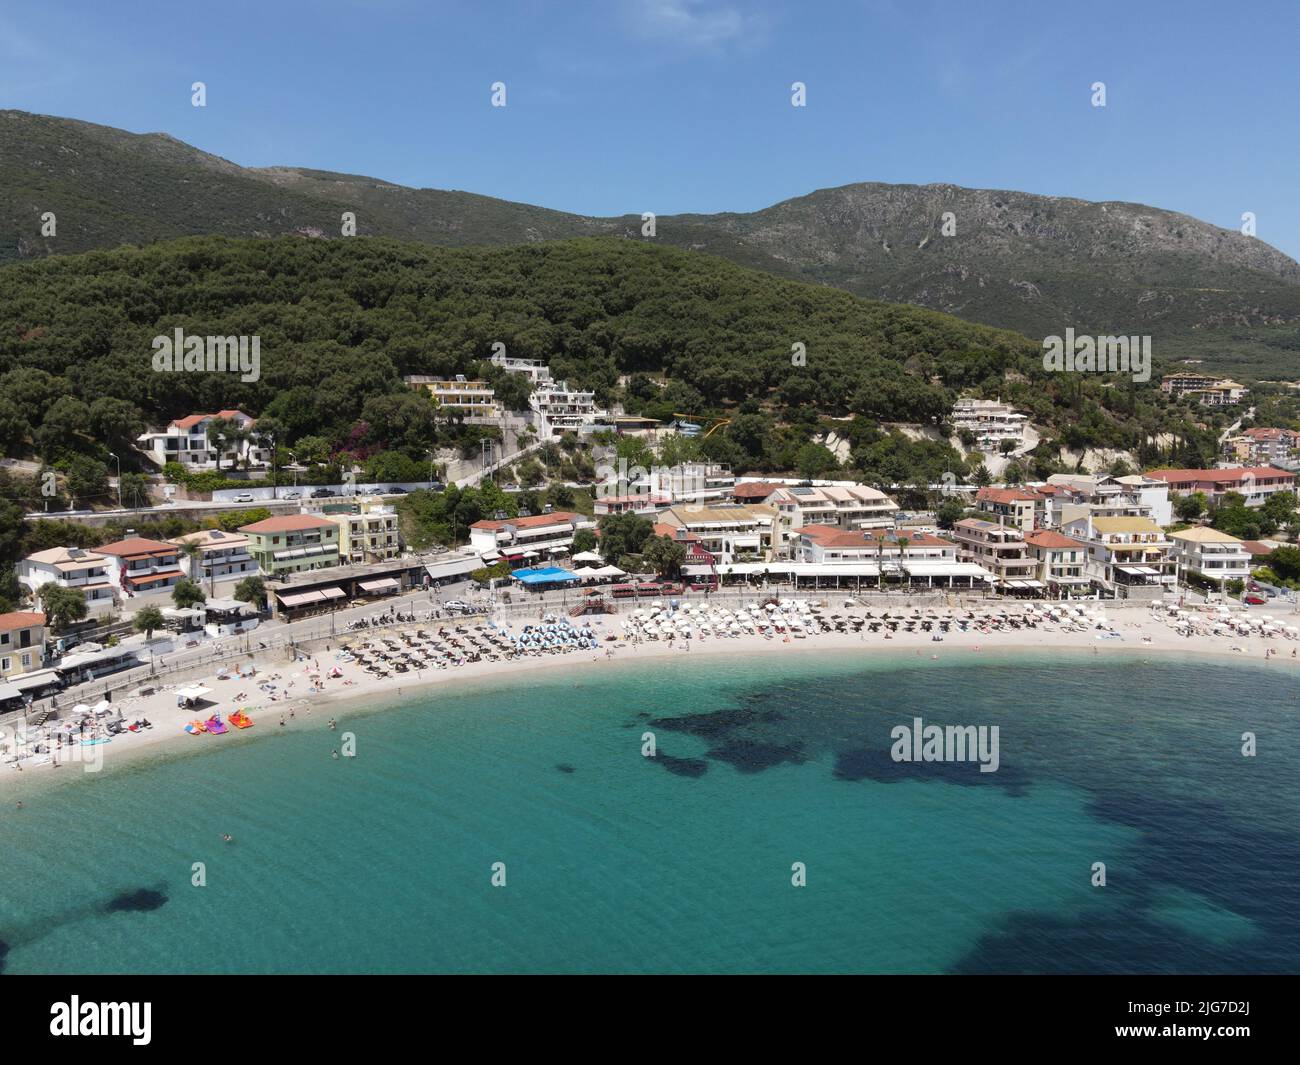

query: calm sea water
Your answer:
[1,649,1297,974]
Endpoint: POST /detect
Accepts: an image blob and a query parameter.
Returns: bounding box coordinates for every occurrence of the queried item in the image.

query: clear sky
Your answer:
[4,0,1299,255]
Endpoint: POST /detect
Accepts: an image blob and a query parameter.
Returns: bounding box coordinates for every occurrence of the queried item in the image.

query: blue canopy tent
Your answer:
[511,566,582,590]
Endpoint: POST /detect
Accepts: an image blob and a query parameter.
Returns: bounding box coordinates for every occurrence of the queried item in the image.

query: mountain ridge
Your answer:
[5,109,1300,376]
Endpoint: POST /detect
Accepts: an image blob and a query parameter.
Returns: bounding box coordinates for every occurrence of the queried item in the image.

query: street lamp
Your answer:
[108,452,122,508]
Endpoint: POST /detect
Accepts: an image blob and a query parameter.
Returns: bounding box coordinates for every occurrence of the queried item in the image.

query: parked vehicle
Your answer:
[311,488,336,498]
[281,490,301,499]
[387,486,408,494]
[1245,594,1267,605]
[232,492,255,503]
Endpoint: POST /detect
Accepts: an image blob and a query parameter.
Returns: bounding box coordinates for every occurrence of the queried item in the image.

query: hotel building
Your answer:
[468,511,596,565]
[405,375,499,419]
[168,529,258,582]
[765,484,900,547]
[1024,530,1092,598]
[1168,527,1253,587]
[239,515,342,576]
[951,396,1028,450]
[656,504,778,564]
[323,498,403,565]
[97,537,186,596]
[136,409,270,470]
[18,547,117,616]
[1062,515,1177,598]
[952,518,1041,591]
[1146,467,1296,508]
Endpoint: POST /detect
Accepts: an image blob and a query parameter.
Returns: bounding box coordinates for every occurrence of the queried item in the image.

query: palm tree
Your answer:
[176,539,207,592]
[206,418,231,471]
[897,536,911,592]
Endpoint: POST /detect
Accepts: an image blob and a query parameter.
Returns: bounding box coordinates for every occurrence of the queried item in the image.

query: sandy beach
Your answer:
[2,597,1296,791]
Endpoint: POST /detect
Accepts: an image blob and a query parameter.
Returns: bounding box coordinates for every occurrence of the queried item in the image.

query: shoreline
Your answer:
[2,603,1297,794]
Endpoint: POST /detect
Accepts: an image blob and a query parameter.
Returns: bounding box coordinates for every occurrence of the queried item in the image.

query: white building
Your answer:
[1046,473,1173,527]
[137,409,270,470]
[765,484,900,549]
[490,351,554,385]
[951,397,1028,450]
[168,529,258,582]
[1168,527,1252,587]
[468,511,596,564]
[1061,515,1177,599]
[405,375,499,419]
[530,381,604,436]
[17,547,117,616]
[656,504,777,564]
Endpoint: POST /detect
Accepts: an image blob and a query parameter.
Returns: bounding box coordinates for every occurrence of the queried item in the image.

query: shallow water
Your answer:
[0,649,1295,973]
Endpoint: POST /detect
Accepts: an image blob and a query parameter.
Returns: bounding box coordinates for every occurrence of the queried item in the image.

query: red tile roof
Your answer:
[652,523,700,541]
[733,481,782,500]
[0,611,45,631]
[1025,531,1087,549]
[1147,467,1295,486]
[799,525,955,549]
[1240,540,1274,556]
[169,410,255,431]
[96,537,177,557]
[239,515,336,533]
[977,487,1042,504]
[470,511,583,532]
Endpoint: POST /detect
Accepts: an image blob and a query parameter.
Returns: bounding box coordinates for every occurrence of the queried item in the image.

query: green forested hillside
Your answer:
[0,234,1221,482]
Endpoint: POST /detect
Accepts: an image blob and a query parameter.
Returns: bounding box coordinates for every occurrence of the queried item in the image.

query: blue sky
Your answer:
[4,0,1299,255]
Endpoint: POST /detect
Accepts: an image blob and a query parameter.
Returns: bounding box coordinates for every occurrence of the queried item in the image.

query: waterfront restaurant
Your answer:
[270,558,429,619]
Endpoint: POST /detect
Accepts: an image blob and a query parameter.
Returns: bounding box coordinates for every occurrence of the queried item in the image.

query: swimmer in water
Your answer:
[222,834,233,843]
[331,749,339,760]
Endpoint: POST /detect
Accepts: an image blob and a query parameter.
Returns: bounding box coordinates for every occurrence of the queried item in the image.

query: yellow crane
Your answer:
[673,413,731,438]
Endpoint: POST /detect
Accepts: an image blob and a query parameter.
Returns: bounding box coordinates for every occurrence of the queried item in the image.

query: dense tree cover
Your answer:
[396,482,518,548]
[597,512,654,561]
[1209,491,1299,540]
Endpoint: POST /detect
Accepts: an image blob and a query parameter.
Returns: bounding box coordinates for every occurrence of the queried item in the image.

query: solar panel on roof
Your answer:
[790,486,815,496]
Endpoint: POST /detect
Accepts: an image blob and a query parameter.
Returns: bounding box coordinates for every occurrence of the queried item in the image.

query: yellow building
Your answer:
[323,498,403,564]
[0,611,46,680]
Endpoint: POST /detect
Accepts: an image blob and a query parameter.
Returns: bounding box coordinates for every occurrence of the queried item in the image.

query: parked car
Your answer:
[1245,594,1267,605]
[311,488,336,498]
[443,600,475,614]
[281,490,301,500]
[428,481,446,492]
[387,486,408,495]
[232,492,255,503]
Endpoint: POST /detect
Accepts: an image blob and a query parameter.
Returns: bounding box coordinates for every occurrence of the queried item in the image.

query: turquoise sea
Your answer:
[1,649,1297,974]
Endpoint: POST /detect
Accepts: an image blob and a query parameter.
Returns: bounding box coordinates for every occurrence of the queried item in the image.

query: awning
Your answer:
[127,570,185,586]
[176,685,212,701]
[359,578,399,594]
[279,590,326,608]
[1117,565,1160,576]
[319,587,346,600]
[1002,579,1045,589]
[0,680,23,702]
[8,669,63,692]
[571,551,603,563]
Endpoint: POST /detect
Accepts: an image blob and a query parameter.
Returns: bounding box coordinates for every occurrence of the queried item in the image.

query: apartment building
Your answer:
[405,375,498,419]
[18,547,117,615]
[974,487,1043,533]
[656,504,777,564]
[1147,466,1296,508]
[97,537,186,595]
[168,529,258,581]
[323,498,403,564]
[951,396,1028,450]
[1024,530,1092,598]
[952,518,1041,590]
[0,611,46,680]
[1222,428,1300,469]
[593,493,672,516]
[530,381,604,435]
[765,484,900,546]
[490,350,554,385]
[239,515,342,576]
[1168,527,1253,586]
[1046,473,1173,527]
[136,409,270,470]
[1062,515,1177,598]
[468,511,596,564]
